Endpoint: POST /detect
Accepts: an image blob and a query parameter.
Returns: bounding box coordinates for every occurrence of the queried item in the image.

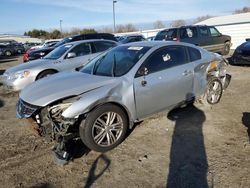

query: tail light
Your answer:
[23,53,29,62]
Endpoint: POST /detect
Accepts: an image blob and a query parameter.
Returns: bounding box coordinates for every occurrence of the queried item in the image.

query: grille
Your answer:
[16,99,40,118]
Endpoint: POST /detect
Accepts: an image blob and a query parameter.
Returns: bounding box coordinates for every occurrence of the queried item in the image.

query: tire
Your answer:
[5,50,12,56]
[205,77,223,105]
[79,104,128,152]
[222,42,230,55]
[36,70,56,80]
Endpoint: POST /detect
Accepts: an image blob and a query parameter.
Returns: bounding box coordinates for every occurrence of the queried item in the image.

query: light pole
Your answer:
[113,0,117,33]
[60,20,63,34]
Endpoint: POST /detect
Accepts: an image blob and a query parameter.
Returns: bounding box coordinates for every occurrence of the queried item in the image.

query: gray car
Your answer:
[16,41,231,160]
[2,39,118,91]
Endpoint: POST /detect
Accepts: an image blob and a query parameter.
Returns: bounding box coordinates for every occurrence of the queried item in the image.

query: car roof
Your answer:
[65,39,118,46]
[121,41,197,48]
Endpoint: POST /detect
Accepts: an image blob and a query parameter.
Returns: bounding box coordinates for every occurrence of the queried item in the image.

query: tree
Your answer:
[233,6,250,14]
[116,23,137,33]
[80,28,97,34]
[153,20,165,29]
[50,29,61,39]
[194,15,213,24]
[171,19,186,27]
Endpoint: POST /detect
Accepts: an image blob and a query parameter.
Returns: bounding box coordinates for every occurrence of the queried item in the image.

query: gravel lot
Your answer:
[0,55,249,188]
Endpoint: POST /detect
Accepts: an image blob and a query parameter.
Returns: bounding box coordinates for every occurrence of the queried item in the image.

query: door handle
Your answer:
[141,80,147,86]
[182,70,192,76]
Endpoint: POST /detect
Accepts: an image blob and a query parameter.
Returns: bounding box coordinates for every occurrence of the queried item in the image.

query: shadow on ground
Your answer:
[166,104,209,188]
[0,99,4,108]
[31,182,55,188]
[0,56,19,64]
[242,112,250,142]
[84,154,111,188]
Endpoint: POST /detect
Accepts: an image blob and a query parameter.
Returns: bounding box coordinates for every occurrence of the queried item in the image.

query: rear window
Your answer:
[93,41,117,52]
[155,29,177,40]
[199,27,209,37]
[180,27,198,39]
[188,47,201,61]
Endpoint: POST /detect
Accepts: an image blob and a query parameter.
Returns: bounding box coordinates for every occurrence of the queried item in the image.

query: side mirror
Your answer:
[246,38,250,42]
[67,52,76,59]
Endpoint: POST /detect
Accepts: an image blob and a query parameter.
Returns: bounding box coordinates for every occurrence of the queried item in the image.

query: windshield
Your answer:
[81,45,151,77]
[43,44,73,60]
[53,37,72,48]
[155,29,177,40]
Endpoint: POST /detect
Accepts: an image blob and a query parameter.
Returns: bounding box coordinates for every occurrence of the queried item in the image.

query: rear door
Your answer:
[134,45,195,119]
[197,26,213,49]
[179,27,200,45]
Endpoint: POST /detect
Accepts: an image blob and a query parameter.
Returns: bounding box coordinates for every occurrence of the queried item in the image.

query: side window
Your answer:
[209,27,221,37]
[93,41,116,53]
[140,46,187,75]
[180,27,198,39]
[199,26,209,37]
[188,47,201,62]
[70,43,91,57]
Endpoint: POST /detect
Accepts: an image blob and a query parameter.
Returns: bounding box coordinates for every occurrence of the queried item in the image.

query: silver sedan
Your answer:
[1,39,117,91]
[16,41,231,157]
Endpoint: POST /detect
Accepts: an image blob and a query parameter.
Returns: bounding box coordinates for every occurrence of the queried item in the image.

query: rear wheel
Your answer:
[205,77,223,104]
[5,50,12,56]
[36,70,56,80]
[222,42,230,55]
[79,104,128,152]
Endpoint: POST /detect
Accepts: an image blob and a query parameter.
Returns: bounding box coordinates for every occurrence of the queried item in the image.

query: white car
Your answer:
[2,39,118,91]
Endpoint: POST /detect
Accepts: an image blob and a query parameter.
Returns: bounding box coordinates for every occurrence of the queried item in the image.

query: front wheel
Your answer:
[79,104,128,152]
[206,77,223,104]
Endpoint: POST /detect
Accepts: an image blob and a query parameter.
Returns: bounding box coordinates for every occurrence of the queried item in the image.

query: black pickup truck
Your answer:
[155,25,231,55]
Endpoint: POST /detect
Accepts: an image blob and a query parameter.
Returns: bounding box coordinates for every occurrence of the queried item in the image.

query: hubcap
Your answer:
[92,112,123,147]
[207,80,222,104]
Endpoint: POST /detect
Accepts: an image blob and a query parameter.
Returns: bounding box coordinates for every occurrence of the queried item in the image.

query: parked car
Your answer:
[30,40,60,50]
[230,39,250,65]
[23,33,117,62]
[12,43,25,54]
[16,41,231,161]
[0,48,3,57]
[0,44,17,56]
[118,34,146,44]
[155,25,231,55]
[2,39,118,91]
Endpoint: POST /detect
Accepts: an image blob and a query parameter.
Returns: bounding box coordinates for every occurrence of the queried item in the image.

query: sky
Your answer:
[0,0,249,34]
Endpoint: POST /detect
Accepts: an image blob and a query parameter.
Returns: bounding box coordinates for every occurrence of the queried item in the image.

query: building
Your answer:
[0,34,42,44]
[196,12,250,49]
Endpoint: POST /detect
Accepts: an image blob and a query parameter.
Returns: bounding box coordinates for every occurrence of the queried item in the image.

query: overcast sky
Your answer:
[1,0,249,34]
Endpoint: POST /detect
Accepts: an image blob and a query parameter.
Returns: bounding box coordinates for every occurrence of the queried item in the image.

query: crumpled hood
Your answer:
[5,59,53,74]
[242,41,250,51]
[20,71,117,106]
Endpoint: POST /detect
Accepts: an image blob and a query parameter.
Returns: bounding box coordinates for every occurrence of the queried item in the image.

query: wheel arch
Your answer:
[36,69,58,80]
[87,101,134,129]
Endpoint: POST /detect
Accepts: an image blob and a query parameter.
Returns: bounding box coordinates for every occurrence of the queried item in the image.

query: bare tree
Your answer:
[98,26,113,33]
[194,15,213,24]
[153,20,165,29]
[233,6,250,14]
[116,23,137,33]
[171,19,186,27]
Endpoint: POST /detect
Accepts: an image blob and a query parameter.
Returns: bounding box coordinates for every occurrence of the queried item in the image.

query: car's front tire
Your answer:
[79,104,128,152]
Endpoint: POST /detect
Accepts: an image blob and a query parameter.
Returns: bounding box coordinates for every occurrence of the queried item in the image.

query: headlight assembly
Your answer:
[11,70,30,80]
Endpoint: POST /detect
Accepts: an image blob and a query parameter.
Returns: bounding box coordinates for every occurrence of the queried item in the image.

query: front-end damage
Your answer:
[17,96,83,161]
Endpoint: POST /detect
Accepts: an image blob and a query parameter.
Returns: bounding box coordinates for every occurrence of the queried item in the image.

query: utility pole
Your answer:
[60,20,63,34]
[113,0,117,33]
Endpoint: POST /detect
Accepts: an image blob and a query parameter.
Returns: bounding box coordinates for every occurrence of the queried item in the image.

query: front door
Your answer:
[134,46,194,119]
